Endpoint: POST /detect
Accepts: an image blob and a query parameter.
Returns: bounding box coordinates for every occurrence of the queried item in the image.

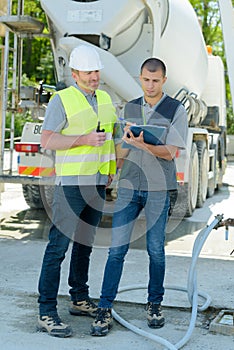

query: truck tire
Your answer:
[22,184,44,209]
[187,142,199,215]
[196,140,208,208]
[171,142,199,218]
[207,146,217,198]
[39,185,55,218]
[22,184,54,216]
[170,184,190,218]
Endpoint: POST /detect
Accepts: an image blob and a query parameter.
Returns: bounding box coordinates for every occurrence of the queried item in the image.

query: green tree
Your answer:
[10,0,55,84]
[2,0,234,134]
[189,1,222,53]
[189,0,234,133]
[1,1,54,145]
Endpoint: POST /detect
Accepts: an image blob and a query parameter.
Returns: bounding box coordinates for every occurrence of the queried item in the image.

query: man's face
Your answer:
[139,67,167,99]
[73,70,100,92]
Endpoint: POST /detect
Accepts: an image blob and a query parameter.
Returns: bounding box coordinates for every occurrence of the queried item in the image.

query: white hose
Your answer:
[112,215,223,350]
[187,217,222,310]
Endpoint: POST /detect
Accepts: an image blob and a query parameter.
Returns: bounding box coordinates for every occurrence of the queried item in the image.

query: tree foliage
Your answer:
[23,0,54,84]
[189,0,234,133]
[189,1,222,53]
[1,0,234,134]
[10,0,55,85]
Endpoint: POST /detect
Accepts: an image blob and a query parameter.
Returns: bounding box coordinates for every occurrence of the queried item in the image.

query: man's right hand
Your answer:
[83,131,106,146]
[41,129,106,150]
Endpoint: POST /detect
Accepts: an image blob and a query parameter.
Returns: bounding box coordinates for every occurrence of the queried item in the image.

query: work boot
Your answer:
[69,298,97,317]
[37,315,72,337]
[90,308,113,336]
[146,302,165,328]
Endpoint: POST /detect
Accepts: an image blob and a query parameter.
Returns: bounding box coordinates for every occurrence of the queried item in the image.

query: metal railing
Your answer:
[0,0,23,177]
[0,0,44,182]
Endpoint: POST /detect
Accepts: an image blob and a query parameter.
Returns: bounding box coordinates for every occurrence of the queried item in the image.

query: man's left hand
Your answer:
[122,130,145,149]
[106,174,114,188]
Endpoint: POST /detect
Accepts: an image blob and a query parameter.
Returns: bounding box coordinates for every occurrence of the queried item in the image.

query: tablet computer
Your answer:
[122,125,167,149]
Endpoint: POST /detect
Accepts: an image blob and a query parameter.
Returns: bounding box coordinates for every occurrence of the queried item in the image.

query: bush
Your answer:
[227,107,234,135]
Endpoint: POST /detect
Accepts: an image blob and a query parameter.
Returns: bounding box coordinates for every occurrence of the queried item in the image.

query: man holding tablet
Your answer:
[91,58,188,336]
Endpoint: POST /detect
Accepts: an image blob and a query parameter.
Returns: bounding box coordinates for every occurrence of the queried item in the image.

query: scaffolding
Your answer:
[0,0,44,179]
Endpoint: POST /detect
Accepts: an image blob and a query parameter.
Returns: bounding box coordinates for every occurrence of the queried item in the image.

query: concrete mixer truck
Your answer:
[0,0,231,217]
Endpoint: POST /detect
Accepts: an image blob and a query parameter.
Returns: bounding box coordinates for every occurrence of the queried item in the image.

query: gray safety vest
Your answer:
[119,95,181,192]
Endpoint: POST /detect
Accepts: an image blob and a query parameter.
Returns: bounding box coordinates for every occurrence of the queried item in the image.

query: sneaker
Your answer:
[90,308,113,336]
[37,315,72,337]
[146,302,165,328]
[69,299,97,317]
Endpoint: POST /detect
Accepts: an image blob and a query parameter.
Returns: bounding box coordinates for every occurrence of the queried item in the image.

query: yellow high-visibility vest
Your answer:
[55,86,117,176]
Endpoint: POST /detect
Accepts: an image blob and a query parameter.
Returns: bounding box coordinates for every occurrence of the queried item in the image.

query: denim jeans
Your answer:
[99,187,169,308]
[38,185,105,316]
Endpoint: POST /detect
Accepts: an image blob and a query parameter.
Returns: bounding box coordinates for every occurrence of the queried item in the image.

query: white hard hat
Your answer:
[69,45,104,71]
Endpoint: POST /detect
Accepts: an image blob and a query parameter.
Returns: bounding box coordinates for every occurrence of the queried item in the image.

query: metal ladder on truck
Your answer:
[0,0,44,197]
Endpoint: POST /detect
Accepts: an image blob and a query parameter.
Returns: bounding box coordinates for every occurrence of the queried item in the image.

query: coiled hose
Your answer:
[112,214,223,350]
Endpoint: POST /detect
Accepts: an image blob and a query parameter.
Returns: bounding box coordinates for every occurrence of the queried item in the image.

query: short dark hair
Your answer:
[140,58,166,77]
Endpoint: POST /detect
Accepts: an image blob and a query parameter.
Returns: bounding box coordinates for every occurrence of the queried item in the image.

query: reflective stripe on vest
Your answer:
[55,87,116,176]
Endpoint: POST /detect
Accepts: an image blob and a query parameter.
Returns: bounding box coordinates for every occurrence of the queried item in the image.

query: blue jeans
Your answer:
[99,187,169,308]
[38,185,105,316]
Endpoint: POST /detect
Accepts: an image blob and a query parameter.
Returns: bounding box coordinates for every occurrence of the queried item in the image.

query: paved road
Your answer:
[1,161,234,257]
[0,161,233,350]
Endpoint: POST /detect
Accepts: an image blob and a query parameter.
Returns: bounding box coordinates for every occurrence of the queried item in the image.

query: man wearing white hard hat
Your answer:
[37,45,117,337]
